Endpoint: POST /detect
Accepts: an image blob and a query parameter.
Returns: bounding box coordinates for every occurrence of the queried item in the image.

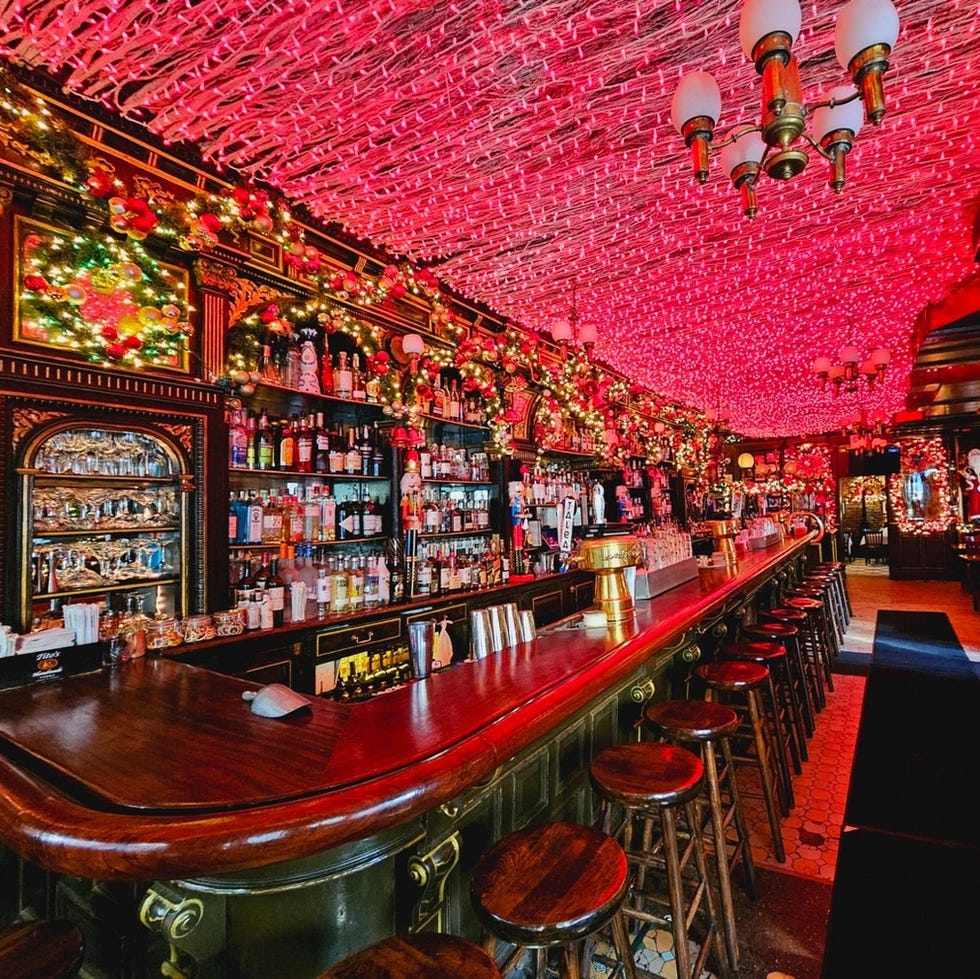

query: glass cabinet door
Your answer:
[20,424,189,632]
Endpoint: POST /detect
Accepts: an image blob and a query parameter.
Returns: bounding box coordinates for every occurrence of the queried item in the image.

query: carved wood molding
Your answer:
[11,407,70,450]
[159,422,194,456]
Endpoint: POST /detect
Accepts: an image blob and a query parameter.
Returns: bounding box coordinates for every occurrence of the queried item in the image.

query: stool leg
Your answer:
[719,735,758,900]
[661,807,693,979]
[703,739,739,972]
[609,911,638,979]
[745,690,786,863]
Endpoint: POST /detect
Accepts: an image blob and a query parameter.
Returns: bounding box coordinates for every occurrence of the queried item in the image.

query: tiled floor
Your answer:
[590,562,980,979]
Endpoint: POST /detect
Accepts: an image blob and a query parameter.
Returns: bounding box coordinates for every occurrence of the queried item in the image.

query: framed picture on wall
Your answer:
[13,216,192,374]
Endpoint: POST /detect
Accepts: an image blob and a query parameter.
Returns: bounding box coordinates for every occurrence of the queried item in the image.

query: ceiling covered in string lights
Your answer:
[2,0,979,437]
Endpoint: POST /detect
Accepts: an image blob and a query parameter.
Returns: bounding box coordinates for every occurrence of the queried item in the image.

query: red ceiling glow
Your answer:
[1,0,978,437]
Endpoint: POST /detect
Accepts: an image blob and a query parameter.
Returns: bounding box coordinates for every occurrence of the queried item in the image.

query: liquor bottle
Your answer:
[320,486,337,541]
[244,411,257,469]
[364,367,380,403]
[359,423,372,476]
[267,557,285,627]
[235,552,255,606]
[277,415,296,471]
[351,353,366,401]
[329,556,349,614]
[283,333,301,390]
[328,426,345,474]
[295,414,314,473]
[228,492,239,543]
[262,494,283,544]
[321,343,334,394]
[448,379,460,420]
[335,350,353,399]
[344,426,360,475]
[253,551,272,593]
[432,375,446,417]
[315,567,331,618]
[387,538,403,604]
[229,406,248,469]
[256,410,274,471]
[415,546,432,596]
[348,556,365,611]
[302,486,321,542]
[121,593,149,660]
[257,337,277,384]
[313,411,330,473]
[246,490,264,545]
[370,422,384,477]
[336,495,353,540]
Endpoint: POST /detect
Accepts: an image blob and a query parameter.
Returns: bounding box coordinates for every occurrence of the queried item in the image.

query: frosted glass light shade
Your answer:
[577,321,598,345]
[402,333,425,355]
[811,356,833,375]
[839,344,861,364]
[739,0,802,60]
[670,71,722,133]
[551,319,573,342]
[810,85,865,140]
[870,347,891,366]
[835,0,900,69]
[737,452,756,469]
[720,130,767,177]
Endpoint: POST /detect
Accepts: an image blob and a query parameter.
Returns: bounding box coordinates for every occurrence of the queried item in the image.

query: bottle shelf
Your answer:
[418,529,493,540]
[420,413,490,431]
[26,472,179,486]
[249,381,385,411]
[36,576,179,600]
[230,535,389,550]
[230,467,388,482]
[32,526,180,538]
[422,478,495,486]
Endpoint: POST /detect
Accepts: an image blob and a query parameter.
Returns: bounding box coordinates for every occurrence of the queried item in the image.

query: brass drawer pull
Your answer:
[351,631,375,646]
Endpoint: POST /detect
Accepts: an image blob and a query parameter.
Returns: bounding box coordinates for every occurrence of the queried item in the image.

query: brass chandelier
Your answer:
[670,0,900,218]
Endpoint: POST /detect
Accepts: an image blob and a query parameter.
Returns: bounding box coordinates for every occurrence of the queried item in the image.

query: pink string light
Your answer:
[1,0,977,437]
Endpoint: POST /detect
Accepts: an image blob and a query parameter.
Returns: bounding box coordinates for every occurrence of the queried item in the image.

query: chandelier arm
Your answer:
[709,123,764,152]
[797,131,836,162]
[803,88,863,116]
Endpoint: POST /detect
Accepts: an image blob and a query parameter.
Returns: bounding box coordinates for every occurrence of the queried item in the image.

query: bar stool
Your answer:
[589,742,725,979]
[787,583,841,661]
[761,606,828,711]
[470,821,637,979]
[644,699,757,972]
[815,561,852,625]
[804,573,847,646]
[717,640,803,789]
[777,597,835,700]
[740,620,815,742]
[320,933,502,978]
[694,659,786,864]
[0,919,84,979]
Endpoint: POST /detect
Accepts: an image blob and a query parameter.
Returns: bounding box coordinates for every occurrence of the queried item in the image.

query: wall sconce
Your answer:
[812,345,890,394]
[737,451,756,472]
[401,332,425,373]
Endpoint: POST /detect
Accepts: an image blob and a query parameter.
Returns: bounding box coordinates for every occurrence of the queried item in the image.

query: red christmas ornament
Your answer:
[101,325,119,341]
[104,342,126,360]
[123,335,143,350]
[373,350,390,364]
[22,274,48,292]
[85,168,114,198]
[232,187,251,206]
[390,282,406,299]
[199,212,222,233]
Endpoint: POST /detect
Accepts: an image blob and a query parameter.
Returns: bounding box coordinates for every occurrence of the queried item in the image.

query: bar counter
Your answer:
[0,537,809,884]
[0,538,810,977]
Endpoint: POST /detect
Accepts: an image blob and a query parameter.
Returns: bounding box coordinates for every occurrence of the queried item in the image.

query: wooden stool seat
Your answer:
[0,920,84,979]
[590,741,703,809]
[644,698,738,742]
[320,933,501,978]
[470,822,637,978]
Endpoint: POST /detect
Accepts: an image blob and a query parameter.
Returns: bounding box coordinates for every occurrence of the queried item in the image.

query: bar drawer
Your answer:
[315,616,402,658]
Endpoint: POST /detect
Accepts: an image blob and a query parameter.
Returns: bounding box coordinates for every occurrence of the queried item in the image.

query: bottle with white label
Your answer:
[315,566,331,618]
[334,351,353,399]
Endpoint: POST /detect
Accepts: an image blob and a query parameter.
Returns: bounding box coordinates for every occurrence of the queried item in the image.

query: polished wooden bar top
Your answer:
[0,539,808,882]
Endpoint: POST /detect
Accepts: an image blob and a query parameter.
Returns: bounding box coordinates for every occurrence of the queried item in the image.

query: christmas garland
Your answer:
[888,436,955,534]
